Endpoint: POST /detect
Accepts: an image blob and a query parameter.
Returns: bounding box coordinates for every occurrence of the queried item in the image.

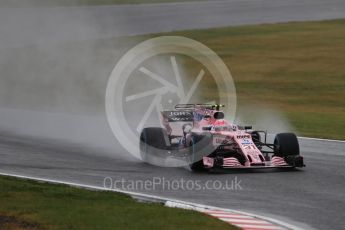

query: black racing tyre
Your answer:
[140,127,170,165]
[189,133,213,172]
[190,159,205,172]
[274,133,300,157]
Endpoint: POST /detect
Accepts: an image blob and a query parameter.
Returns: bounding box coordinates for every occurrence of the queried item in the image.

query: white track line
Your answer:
[210,214,257,219]
[237,224,284,230]
[0,172,304,230]
[266,133,345,143]
[298,136,345,143]
[219,218,270,224]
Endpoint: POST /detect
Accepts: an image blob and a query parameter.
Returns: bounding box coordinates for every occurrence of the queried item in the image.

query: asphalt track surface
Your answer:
[1,0,345,48]
[1,0,345,230]
[0,109,344,230]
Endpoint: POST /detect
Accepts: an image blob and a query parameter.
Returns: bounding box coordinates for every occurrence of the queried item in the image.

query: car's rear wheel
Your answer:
[140,127,170,165]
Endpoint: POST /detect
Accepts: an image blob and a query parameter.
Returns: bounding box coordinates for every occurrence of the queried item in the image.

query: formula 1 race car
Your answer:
[139,104,305,171]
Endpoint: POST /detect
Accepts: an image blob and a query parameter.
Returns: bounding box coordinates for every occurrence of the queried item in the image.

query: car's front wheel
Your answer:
[273,133,304,167]
[274,133,300,156]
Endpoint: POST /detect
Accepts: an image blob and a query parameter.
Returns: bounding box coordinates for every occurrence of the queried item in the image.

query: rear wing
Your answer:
[174,104,195,110]
[175,104,225,111]
[161,111,193,122]
[162,104,226,137]
[161,111,193,137]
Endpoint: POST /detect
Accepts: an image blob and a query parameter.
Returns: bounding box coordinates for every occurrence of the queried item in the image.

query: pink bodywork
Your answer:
[195,126,265,167]
[192,107,265,167]
[162,106,271,167]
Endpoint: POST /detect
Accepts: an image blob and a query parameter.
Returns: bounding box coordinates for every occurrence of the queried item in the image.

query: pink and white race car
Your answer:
[140,104,305,171]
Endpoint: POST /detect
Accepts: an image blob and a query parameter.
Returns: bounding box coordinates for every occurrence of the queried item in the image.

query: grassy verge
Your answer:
[0,175,237,230]
[158,20,345,139]
[0,0,203,7]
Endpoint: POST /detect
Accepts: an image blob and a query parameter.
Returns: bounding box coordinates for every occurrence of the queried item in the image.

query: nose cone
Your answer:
[247,152,265,165]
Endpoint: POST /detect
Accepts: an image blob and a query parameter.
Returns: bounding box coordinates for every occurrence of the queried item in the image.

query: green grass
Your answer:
[157,20,345,140]
[0,176,237,230]
[0,0,203,7]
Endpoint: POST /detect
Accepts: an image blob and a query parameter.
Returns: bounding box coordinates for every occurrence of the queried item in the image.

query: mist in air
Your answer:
[0,1,294,161]
[0,1,140,159]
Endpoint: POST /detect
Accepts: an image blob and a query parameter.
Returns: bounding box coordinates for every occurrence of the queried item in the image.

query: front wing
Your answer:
[203,155,305,169]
